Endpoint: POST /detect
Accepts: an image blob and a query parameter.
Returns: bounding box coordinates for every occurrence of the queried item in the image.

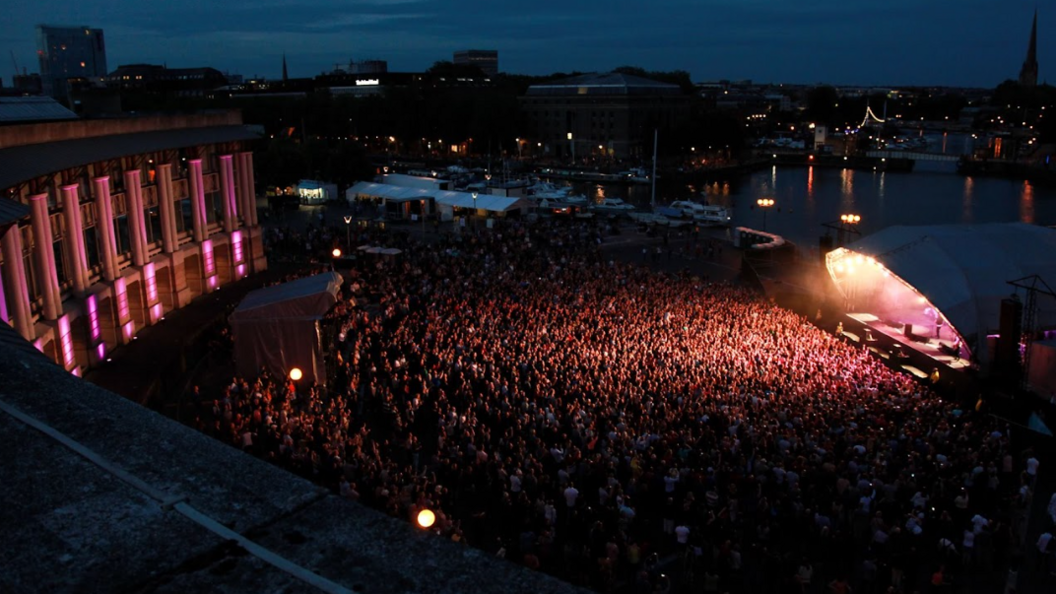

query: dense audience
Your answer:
[199,217,1040,593]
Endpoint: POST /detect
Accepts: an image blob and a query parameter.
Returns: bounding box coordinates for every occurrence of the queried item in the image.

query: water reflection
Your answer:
[806,166,814,201]
[840,169,855,208]
[962,177,974,222]
[1020,181,1035,224]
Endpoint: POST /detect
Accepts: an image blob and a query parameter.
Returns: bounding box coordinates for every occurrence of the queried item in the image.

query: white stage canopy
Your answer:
[827,223,1056,365]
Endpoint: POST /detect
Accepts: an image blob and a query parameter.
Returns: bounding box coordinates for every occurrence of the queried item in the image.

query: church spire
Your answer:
[1019,9,1038,88]
[282,52,289,82]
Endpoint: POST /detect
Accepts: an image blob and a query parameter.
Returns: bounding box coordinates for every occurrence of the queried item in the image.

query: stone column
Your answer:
[156,164,178,253]
[188,159,207,242]
[1,224,34,340]
[93,177,118,282]
[240,152,258,226]
[61,184,89,295]
[124,170,148,266]
[219,154,237,234]
[29,193,62,320]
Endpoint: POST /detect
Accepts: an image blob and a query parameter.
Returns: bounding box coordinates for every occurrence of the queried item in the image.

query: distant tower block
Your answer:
[1019,9,1038,88]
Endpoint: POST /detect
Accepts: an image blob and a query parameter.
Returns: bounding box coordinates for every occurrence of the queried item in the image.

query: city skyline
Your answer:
[0,1,1051,88]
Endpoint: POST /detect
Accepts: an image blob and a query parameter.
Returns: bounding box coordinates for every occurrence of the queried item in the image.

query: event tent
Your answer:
[346,181,526,219]
[230,272,342,385]
[826,223,1056,366]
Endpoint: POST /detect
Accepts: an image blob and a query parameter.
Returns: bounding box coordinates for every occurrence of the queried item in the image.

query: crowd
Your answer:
[197,217,1042,593]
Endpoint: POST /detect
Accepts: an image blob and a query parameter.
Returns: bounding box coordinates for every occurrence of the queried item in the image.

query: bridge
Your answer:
[866,150,962,163]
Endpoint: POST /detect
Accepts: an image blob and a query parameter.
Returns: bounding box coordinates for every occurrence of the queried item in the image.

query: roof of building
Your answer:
[0,198,31,227]
[346,181,524,212]
[524,72,683,97]
[0,96,78,123]
[834,223,1056,363]
[0,125,261,192]
[0,322,586,594]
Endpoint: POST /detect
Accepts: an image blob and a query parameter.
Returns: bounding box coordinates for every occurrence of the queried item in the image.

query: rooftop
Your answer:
[0,320,585,594]
[524,72,683,97]
[0,96,78,123]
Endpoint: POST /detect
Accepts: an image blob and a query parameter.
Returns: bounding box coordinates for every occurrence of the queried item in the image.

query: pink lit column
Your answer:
[1,224,34,340]
[156,164,178,253]
[239,152,258,226]
[188,159,207,242]
[29,193,62,320]
[124,170,149,266]
[93,177,118,282]
[61,184,90,295]
[219,154,238,234]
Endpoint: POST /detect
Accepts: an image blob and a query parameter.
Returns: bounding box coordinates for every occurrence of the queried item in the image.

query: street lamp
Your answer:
[567,131,574,162]
[756,198,775,231]
[471,191,478,228]
[343,215,352,247]
[839,213,862,247]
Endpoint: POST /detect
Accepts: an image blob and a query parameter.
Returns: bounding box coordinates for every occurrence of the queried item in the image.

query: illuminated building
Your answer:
[0,110,265,375]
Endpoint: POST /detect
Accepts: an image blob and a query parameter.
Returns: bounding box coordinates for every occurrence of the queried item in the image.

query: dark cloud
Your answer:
[2,0,1048,86]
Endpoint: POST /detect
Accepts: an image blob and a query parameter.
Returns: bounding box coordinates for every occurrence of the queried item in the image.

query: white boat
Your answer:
[591,197,637,213]
[559,194,589,206]
[668,200,731,226]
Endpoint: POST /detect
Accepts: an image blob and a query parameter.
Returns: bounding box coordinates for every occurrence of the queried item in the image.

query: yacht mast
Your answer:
[650,129,658,209]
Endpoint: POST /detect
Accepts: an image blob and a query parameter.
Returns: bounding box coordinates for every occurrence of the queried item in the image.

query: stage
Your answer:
[842,312,972,376]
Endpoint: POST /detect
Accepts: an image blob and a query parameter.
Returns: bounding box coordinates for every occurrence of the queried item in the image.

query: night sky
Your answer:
[2,0,1050,87]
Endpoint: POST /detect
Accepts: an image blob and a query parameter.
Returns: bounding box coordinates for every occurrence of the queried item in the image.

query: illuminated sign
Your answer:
[355,79,380,86]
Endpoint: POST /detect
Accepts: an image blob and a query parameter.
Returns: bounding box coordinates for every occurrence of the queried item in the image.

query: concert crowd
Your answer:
[195,218,1042,593]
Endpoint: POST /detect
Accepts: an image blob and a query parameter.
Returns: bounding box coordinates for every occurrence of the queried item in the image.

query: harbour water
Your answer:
[572,164,1056,247]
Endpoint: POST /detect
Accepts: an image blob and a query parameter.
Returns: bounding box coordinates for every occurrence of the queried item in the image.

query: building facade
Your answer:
[453,50,498,77]
[36,24,108,100]
[0,110,265,375]
[520,72,690,159]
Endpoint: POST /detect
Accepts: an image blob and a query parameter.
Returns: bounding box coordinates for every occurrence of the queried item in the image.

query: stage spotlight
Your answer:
[289,367,303,381]
[835,263,845,274]
[417,508,436,528]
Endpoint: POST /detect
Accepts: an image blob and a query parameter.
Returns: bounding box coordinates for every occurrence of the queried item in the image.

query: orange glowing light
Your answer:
[417,509,436,528]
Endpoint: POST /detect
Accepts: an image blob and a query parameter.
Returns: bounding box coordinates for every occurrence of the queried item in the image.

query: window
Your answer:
[115,215,132,256]
[83,227,99,269]
[53,240,67,285]
[177,198,193,233]
[144,207,160,244]
[206,190,222,224]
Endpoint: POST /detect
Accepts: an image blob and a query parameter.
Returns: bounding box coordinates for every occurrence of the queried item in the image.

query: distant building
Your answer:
[12,73,44,96]
[1019,9,1038,88]
[454,50,498,77]
[36,24,107,100]
[0,110,265,374]
[108,64,229,98]
[520,72,690,159]
[348,59,388,75]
